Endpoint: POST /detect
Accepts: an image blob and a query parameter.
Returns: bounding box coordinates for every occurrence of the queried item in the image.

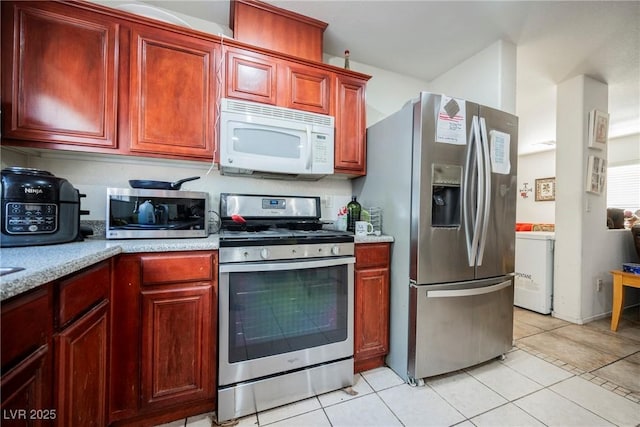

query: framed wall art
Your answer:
[535,177,556,201]
[588,109,609,150]
[586,155,606,195]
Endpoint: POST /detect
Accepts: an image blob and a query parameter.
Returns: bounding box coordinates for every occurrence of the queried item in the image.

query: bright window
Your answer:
[607,163,640,212]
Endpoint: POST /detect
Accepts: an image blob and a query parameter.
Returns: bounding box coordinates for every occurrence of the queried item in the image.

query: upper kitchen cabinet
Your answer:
[225,45,333,115]
[230,0,327,62]
[128,26,218,159]
[1,1,118,149]
[334,73,369,176]
[226,47,278,105]
[282,64,332,115]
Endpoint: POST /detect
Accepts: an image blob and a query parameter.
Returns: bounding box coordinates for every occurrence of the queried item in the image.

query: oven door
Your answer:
[218,256,355,386]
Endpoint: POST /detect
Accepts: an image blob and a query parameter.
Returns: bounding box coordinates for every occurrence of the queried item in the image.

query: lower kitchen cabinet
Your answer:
[55,260,111,427]
[0,260,111,427]
[110,251,218,426]
[354,243,391,373]
[55,301,109,426]
[1,286,54,427]
[140,285,214,409]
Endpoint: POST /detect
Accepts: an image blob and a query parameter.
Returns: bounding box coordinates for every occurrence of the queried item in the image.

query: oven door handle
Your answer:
[219,257,355,273]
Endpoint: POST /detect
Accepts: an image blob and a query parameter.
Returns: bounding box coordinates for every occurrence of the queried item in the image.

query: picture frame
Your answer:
[586,155,606,195]
[588,109,609,150]
[535,177,556,201]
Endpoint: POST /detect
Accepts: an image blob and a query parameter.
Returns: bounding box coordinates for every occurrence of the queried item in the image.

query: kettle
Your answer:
[138,200,156,225]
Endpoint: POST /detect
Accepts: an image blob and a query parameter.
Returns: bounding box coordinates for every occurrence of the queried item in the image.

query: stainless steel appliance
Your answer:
[217,193,354,422]
[106,188,208,239]
[354,92,518,384]
[219,98,335,179]
[1,167,84,247]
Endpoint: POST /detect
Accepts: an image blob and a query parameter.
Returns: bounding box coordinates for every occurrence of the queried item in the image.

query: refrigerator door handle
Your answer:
[471,116,484,266]
[477,117,492,265]
[463,117,479,266]
[425,279,512,298]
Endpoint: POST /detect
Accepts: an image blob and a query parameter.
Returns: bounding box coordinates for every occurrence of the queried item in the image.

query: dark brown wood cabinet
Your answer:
[225,47,334,115]
[354,243,391,373]
[1,1,118,149]
[1,1,219,161]
[129,26,217,159]
[281,64,332,115]
[0,260,111,427]
[110,251,218,426]
[334,73,368,176]
[226,47,278,105]
[55,261,111,427]
[1,0,370,174]
[55,301,109,427]
[1,286,54,427]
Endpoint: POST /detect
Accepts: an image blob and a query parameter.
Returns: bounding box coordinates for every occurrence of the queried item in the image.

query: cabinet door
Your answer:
[226,48,278,105]
[140,284,214,409]
[354,268,390,370]
[1,1,118,148]
[281,64,332,115]
[0,346,52,427]
[334,74,367,175]
[129,26,217,158]
[55,301,109,427]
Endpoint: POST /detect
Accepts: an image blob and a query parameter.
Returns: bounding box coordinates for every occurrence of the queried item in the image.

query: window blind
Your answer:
[606,163,640,212]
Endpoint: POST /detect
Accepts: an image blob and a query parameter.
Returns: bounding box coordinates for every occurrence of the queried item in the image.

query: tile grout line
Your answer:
[514,342,640,404]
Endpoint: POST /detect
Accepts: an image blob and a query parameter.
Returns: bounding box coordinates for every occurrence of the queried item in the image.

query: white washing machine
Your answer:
[514,231,555,314]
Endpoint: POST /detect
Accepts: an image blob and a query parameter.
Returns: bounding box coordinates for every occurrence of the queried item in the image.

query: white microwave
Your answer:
[219,98,335,179]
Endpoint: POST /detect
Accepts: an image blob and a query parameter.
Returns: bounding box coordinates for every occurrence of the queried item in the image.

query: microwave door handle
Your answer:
[306,125,313,171]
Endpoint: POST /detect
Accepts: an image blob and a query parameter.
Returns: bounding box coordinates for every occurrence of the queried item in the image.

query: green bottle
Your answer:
[347,196,361,232]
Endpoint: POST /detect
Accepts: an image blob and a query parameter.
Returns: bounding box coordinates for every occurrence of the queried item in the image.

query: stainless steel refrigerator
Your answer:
[354,92,518,385]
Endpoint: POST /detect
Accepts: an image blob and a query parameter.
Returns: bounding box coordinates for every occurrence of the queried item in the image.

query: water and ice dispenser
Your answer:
[431,164,461,227]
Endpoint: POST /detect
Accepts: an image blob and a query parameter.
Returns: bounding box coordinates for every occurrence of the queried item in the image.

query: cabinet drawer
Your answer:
[1,286,53,369]
[355,243,390,269]
[141,252,213,285]
[58,261,111,327]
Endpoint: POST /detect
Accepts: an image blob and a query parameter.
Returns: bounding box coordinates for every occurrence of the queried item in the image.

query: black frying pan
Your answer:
[129,176,200,190]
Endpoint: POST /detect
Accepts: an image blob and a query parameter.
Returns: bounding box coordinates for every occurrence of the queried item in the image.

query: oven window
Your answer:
[227,265,348,362]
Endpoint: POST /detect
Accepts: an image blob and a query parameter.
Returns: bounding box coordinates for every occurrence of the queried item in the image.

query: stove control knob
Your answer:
[260,248,270,259]
[331,245,340,255]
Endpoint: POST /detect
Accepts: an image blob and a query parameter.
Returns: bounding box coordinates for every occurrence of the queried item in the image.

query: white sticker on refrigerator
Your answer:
[489,130,511,174]
[436,95,467,145]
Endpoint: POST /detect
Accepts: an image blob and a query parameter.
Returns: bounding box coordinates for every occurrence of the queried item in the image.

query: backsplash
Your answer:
[1,148,353,222]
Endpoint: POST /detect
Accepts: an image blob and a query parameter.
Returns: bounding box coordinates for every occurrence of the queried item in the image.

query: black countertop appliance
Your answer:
[1,167,85,247]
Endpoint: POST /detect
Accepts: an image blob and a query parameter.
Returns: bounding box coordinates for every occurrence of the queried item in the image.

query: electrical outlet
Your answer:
[322,195,333,208]
[596,278,603,292]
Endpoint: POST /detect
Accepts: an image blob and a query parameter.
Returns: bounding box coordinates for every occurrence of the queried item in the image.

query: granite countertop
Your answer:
[354,234,394,244]
[0,233,392,302]
[0,235,220,302]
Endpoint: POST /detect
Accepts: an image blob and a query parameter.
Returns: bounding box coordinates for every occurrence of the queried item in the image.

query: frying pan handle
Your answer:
[171,176,200,188]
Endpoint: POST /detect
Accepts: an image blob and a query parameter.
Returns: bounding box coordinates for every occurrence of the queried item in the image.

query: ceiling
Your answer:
[139,0,640,154]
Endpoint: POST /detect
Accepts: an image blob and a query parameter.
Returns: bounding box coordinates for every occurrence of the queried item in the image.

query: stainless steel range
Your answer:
[217,193,355,422]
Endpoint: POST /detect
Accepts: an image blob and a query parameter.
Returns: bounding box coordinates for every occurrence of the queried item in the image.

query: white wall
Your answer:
[427,40,517,114]
[324,55,429,127]
[554,75,613,324]
[516,150,556,223]
[89,0,232,36]
[608,133,640,165]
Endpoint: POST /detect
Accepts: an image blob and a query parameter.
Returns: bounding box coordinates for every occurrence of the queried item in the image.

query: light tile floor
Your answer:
[161,307,640,427]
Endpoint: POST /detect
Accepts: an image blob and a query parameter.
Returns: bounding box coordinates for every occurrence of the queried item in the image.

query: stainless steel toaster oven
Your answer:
[106,188,209,239]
